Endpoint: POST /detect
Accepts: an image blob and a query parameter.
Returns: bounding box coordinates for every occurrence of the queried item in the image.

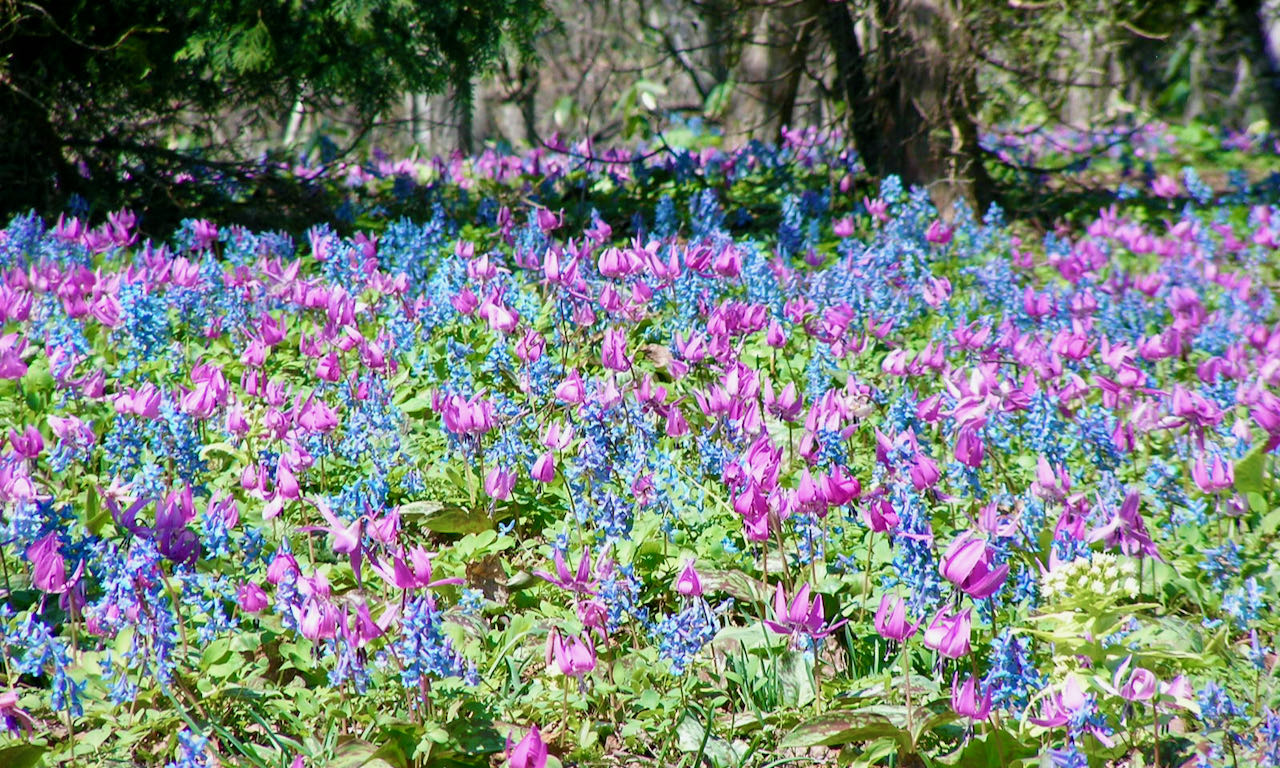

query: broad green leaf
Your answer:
[780,709,911,750]
[1235,440,1270,494]
[398,394,432,416]
[777,650,815,707]
[0,744,44,768]
[397,500,493,534]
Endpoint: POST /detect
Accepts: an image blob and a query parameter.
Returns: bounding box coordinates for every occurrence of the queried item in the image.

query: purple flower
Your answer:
[922,607,971,658]
[873,594,920,642]
[0,690,35,737]
[675,560,702,597]
[507,725,547,768]
[951,673,992,721]
[939,531,1009,599]
[1088,491,1161,561]
[764,582,847,641]
[26,532,81,594]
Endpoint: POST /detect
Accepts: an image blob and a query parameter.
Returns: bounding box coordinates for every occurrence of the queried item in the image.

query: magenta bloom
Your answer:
[0,691,35,737]
[675,560,702,597]
[908,454,940,490]
[1190,454,1233,494]
[554,371,585,404]
[7,426,43,459]
[484,466,516,500]
[237,582,270,613]
[26,532,80,594]
[601,328,631,372]
[1111,656,1158,702]
[873,594,919,642]
[0,333,28,380]
[545,628,596,678]
[764,582,847,641]
[939,531,1009,599]
[1088,490,1161,560]
[530,451,555,483]
[507,726,548,768]
[863,496,899,532]
[922,607,971,658]
[534,547,609,595]
[953,427,984,468]
[950,673,992,721]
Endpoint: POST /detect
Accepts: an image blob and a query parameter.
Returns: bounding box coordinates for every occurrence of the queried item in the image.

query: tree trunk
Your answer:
[817,0,993,216]
[1232,0,1280,128]
[0,89,75,219]
[728,1,815,140]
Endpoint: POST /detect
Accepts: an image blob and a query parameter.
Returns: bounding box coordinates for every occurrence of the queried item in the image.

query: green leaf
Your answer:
[704,80,735,119]
[399,394,432,416]
[937,727,1036,766]
[1235,440,1270,494]
[699,569,768,603]
[0,744,47,768]
[397,500,493,534]
[199,441,242,462]
[200,637,232,671]
[777,650,816,707]
[780,709,911,750]
[327,738,398,768]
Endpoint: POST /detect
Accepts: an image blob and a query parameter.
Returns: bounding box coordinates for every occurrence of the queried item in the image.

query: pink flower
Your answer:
[712,244,741,278]
[864,197,889,223]
[545,628,596,678]
[516,329,545,363]
[601,328,631,372]
[7,426,43,459]
[925,220,953,245]
[953,427,984,468]
[507,726,547,768]
[922,607,971,658]
[1190,454,1233,494]
[764,582,847,641]
[1088,490,1161,561]
[530,451,555,483]
[27,532,81,594]
[939,531,1009,599]
[534,546,610,595]
[873,594,919,642]
[950,673,992,721]
[863,496,899,532]
[908,454,941,490]
[0,690,36,737]
[554,371,585,404]
[451,287,479,315]
[314,351,342,383]
[485,466,515,500]
[675,560,702,597]
[1111,656,1157,702]
[237,582,269,613]
[1151,174,1178,199]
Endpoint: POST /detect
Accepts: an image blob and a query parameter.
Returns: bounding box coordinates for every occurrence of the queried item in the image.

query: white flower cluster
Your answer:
[1041,553,1141,605]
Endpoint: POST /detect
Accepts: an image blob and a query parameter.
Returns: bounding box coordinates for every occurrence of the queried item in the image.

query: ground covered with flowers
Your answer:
[1,128,1280,767]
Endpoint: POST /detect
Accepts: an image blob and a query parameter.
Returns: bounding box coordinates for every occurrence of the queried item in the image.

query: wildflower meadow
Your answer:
[2,127,1280,768]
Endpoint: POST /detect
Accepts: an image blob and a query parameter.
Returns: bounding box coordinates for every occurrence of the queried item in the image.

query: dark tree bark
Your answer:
[1231,0,1280,128]
[815,0,994,216]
